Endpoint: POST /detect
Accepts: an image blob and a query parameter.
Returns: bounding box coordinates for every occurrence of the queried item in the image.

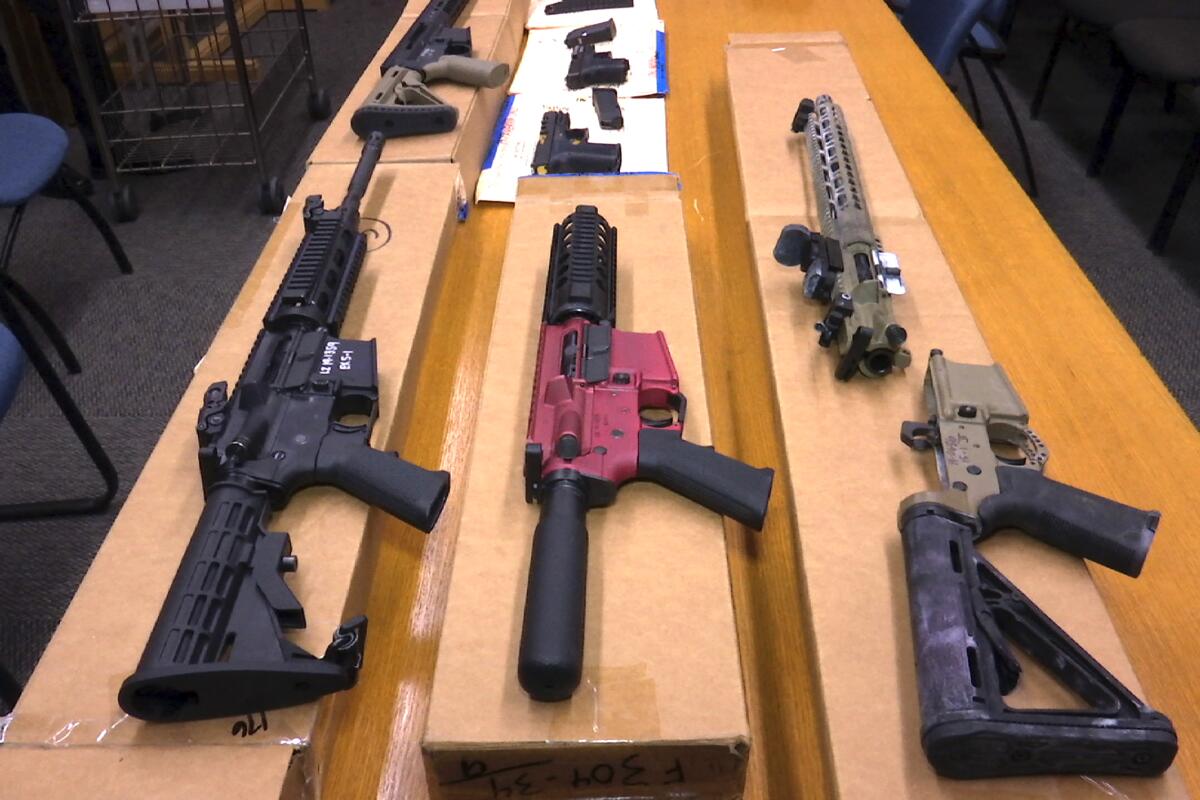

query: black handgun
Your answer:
[118,134,451,723]
[566,45,630,90]
[899,350,1177,779]
[545,0,632,14]
[351,0,510,138]
[531,110,621,175]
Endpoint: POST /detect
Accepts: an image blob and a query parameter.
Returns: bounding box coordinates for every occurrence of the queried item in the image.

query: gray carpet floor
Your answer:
[0,1,1197,711]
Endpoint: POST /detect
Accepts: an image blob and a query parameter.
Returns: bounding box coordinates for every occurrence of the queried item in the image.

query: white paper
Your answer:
[476,92,668,204]
[526,0,659,31]
[510,19,666,98]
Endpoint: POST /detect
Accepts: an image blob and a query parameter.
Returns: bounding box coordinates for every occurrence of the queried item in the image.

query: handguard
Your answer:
[773,95,909,380]
[898,350,1177,779]
[518,206,774,703]
[531,110,622,175]
[119,135,451,723]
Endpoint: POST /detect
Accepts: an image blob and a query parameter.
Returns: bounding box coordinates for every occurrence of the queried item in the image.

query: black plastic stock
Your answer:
[979,465,1158,577]
[118,484,369,722]
[900,502,1177,779]
[637,428,773,530]
[518,475,590,702]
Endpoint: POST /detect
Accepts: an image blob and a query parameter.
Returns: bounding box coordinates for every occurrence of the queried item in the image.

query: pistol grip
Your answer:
[315,434,450,532]
[979,466,1159,576]
[637,428,774,530]
[425,54,510,88]
[519,476,589,702]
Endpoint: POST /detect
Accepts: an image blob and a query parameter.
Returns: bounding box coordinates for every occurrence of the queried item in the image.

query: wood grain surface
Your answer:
[321,1,1200,797]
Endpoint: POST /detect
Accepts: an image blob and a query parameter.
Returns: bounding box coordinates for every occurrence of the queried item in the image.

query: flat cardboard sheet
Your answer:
[306,12,519,197]
[0,746,296,799]
[423,174,750,800]
[0,162,461,795]
[725,33,1189,799]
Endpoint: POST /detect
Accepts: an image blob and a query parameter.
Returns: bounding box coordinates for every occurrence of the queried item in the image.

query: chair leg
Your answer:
[0,288,118,520]
[1148,131,1200,254]
[0,206,82,374]
[1031,13,1069,119]
[1088,67,1137,177]
[1,276,82,375]
[0,660,20,712]
[958,55,985,129]
[982,59,1038,198]
[0,203,24,276]
[59,168,133,275]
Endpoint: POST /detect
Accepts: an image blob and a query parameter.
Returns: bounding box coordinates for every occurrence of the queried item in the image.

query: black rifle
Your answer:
[531,110,621,175]
[351,0,510,138]
[118,134,451,723]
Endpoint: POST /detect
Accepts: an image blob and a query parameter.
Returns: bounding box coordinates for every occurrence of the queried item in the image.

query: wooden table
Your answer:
[319,1,1200,797]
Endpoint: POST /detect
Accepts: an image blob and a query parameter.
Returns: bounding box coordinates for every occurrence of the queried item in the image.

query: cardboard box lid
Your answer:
[2,161,461,752]
[0,745,295,799]
[424,173,749,795]
[307,13,518,192]
[726,33,1189,799]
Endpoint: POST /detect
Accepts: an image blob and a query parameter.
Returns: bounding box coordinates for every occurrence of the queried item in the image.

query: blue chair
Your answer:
[0,113,132,376]
[902,0,1038,196]
[1030,0,1200,120]
[1087,18,1200,177]
[0,115,121,520]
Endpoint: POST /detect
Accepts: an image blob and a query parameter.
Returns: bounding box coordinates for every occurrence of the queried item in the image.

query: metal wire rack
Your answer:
[57,0,330,220]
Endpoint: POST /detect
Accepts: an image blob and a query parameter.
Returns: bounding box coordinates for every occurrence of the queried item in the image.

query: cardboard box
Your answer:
[725,33,1189,799]
[0,161,462,797]
[307,11,521,199]
[423,174,751,800]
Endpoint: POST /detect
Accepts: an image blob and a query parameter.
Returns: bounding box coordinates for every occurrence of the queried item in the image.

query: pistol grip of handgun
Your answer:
[424,54,510,88]
[637,428,774,530]
[316,438,450,533]
[978,465,1159,577]
[519,476,589,702]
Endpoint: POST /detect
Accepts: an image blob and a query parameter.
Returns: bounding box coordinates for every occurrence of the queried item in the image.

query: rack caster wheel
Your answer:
[112,185,139,222]
[259,177,286,215]
[308,88,331,121]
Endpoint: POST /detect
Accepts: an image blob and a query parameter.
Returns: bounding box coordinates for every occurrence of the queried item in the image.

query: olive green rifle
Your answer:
[773,95,910,381]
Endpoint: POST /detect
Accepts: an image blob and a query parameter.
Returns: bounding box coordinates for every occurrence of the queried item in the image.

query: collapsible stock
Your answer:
[900,502,1177,779]
[119,484,369,722]
[518,475,590,701]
